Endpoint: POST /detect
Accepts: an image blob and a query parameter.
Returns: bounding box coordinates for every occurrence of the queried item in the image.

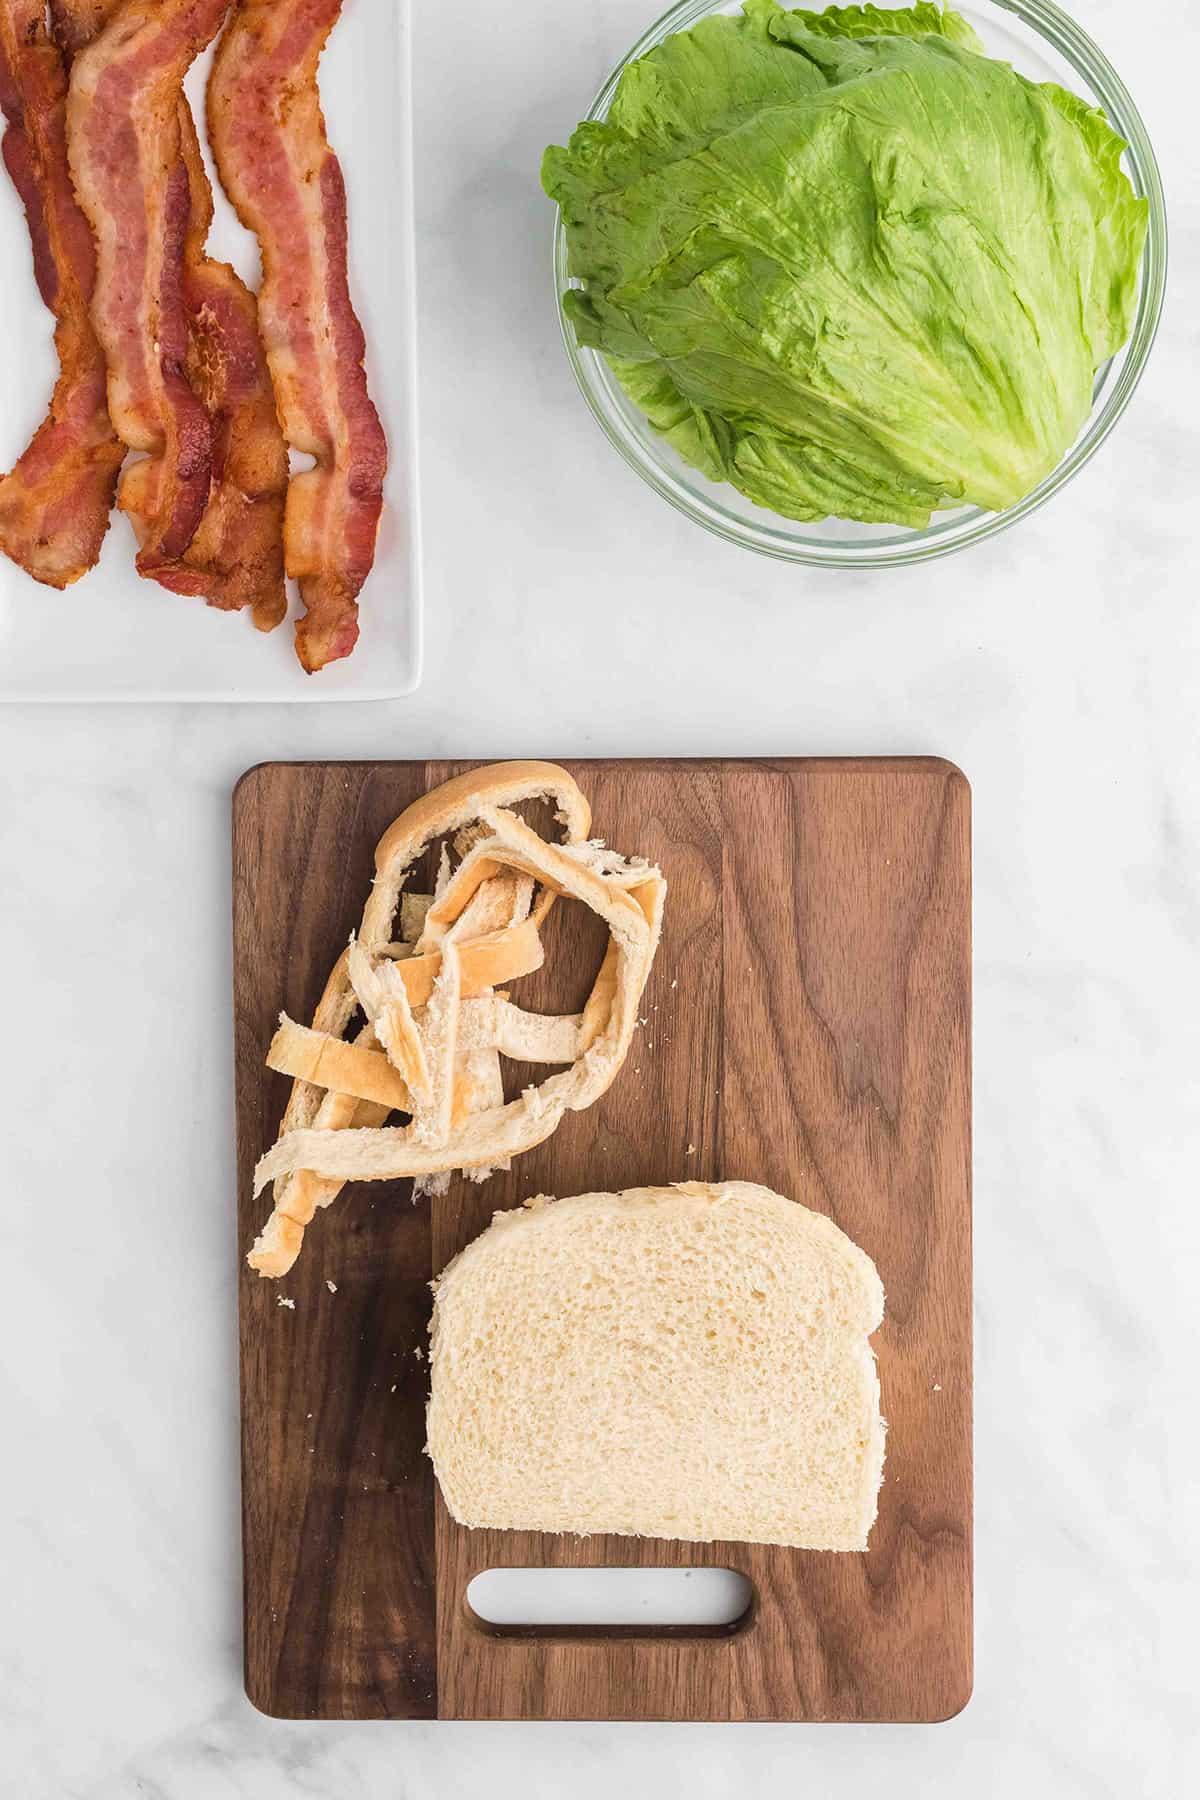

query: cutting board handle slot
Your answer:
[463,1566,756,1642]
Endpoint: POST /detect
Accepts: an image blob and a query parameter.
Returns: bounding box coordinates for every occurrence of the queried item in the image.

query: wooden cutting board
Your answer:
[233,758,972,1722]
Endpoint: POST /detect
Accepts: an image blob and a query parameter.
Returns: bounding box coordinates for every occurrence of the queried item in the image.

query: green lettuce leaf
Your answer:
[543,1,1147,526]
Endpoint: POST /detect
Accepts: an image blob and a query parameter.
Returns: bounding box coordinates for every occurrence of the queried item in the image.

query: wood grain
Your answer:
[234,758,972,1722]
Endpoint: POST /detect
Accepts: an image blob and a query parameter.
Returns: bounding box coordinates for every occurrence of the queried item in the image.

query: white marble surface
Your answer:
[2,0,1198,1792]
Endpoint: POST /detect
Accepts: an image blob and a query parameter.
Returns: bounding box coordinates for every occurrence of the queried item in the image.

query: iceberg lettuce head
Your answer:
[543,1,1147,526]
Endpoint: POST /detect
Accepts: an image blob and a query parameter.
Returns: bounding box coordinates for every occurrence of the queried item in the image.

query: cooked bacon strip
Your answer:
[0,0,122,587]
[57,0,287,627]
[48,0,111,54]
[67,0,228,576]
[209,0,386,671]
[155,101,286,626]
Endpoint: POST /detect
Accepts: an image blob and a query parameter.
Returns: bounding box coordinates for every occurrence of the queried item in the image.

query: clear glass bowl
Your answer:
[551,0,1168,567]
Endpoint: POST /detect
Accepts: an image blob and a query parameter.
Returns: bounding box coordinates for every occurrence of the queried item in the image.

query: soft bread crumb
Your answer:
[558,839,650,879]
[412,1171,452,1201]
[326,1280,338,1294]
[427,1181,885,1551]
[276,1296,295,1311]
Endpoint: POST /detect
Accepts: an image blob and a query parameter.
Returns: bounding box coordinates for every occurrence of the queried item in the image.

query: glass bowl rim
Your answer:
[551,0,1169,569]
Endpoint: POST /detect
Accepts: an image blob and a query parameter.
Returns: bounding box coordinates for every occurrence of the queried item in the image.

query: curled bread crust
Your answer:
[249,762,662,1278]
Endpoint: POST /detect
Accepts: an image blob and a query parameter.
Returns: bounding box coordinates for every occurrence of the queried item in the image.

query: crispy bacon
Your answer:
[67,0,222,570]
[209,0,386,671]
[58,0,287,627]
[48,0,110,56]
[148,97,286,625]
[0,0,122,588]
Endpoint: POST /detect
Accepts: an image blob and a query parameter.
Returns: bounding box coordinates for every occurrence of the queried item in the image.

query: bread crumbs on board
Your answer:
[276,1296,295,1310]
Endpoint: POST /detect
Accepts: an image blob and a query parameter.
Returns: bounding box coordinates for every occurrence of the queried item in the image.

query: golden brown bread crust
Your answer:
[266,1017,413,1111]
[370,761,591,879]
[248,762,661,1279]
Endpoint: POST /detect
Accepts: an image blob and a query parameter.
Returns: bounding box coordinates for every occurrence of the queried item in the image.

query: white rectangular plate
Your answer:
[0,0,420,702]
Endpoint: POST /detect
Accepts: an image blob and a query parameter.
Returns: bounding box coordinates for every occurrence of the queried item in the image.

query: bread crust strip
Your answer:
[253,810,664,1196]
[248,762,609,1278]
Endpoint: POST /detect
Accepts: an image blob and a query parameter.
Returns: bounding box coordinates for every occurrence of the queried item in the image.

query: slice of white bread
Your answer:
[427,1181,886,1550]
